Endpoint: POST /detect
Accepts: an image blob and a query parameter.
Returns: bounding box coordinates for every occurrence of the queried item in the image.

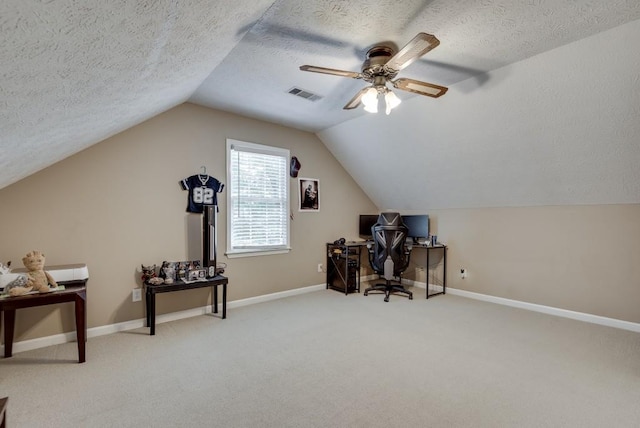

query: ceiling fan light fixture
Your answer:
[362,86,379,113]
[384,89,401,115]
[299,32,448,113]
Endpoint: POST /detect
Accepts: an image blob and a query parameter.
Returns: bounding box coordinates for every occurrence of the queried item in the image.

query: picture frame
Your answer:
[298,178,319,212]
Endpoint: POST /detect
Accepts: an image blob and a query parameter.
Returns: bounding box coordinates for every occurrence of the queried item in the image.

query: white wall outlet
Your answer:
[317,263,323,273]
[460,268,467,279]
[132,288,142,302]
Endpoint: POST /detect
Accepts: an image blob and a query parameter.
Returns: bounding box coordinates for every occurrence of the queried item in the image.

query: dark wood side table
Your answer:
[0,279,88,363]
[145,275,228,336]
[0,396,7,428]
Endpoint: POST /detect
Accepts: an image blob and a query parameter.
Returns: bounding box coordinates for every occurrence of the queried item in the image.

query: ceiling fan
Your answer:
[300,33,448,115]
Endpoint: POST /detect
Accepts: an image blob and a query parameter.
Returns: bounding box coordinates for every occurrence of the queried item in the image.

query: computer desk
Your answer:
[350,241,447,299]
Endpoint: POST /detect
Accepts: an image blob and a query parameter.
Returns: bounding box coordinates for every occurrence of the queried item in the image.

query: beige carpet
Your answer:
[1,287,640,427]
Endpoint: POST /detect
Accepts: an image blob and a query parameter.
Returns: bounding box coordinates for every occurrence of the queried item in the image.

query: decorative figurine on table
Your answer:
[0,261,29,296]
[162,266,175,284]
[141,264,163,285]
[0,261,11,275]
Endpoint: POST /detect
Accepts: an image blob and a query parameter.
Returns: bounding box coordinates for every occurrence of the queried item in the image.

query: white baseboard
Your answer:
[446,287,640,333]
[404,279,640,333]
[1,283,327,355]
[3,281,638,356]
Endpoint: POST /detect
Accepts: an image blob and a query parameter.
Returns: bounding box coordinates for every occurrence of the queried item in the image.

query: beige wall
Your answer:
[2,103,639,346]
[429,205,640,323]
[0,103,377,342]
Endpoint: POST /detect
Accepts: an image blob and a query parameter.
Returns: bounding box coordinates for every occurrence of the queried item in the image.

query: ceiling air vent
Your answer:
[288,87,322,102]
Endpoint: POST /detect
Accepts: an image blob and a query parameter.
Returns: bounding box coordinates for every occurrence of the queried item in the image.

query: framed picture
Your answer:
[298,178,319,212]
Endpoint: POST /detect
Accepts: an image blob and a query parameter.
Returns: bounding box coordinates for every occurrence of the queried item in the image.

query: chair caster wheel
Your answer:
[409,296,413,300]
[384,297,389,302]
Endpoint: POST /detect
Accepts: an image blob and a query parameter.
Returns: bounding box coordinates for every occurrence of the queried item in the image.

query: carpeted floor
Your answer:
[1,287,640,427]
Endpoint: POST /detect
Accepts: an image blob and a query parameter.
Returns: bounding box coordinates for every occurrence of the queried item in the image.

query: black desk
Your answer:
[145,275,228,336]
[345,241,447,299]
[0,279,88,363]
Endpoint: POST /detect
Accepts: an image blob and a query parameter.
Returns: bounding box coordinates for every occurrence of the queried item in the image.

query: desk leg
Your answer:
[222,283,227,319]
[425,248,430,299]
[149,292,156,336]
[3,310,16,358]
[443,247,447,295]
[213,285,218,314]
[75,290,87,363]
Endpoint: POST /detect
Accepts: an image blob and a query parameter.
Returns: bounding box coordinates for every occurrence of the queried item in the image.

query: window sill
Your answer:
[225,248,291,258]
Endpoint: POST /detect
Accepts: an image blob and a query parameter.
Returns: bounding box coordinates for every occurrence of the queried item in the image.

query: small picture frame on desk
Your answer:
[188,268,207,282]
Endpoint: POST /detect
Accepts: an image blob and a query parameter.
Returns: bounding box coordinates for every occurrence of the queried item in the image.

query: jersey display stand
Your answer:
[203,205,217,272]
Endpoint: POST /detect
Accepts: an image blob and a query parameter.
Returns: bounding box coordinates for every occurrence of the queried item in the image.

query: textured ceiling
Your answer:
[2,0,640,190]
[191,0,640,131]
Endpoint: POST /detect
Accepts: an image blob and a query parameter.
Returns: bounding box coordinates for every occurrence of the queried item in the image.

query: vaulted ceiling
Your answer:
[2,1,640,208]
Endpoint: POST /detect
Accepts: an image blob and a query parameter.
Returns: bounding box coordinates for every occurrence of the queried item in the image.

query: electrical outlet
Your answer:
[460,268,467,279]
[317,263,323,273]
[132,288,142,302]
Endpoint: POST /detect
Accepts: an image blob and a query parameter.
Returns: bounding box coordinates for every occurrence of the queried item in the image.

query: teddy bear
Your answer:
[7,251,57,296]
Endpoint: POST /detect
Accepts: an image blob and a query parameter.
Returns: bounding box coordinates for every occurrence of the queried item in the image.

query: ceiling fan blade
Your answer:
[299,65,362,79]
[393,78,448,98]
[343,87,370,110]
[385,33,440,72]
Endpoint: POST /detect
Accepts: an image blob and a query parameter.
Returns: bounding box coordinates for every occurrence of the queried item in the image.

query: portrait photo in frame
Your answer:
[298,178,319,212]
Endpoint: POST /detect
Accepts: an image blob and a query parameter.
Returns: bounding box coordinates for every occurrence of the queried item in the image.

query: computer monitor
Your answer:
[358,214,379,240]
[401,214,429,244]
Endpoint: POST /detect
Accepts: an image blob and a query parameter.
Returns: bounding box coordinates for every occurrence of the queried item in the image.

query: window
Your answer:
[226,139,290,257]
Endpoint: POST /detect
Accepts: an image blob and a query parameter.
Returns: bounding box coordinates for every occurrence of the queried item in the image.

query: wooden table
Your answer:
[0,279,87,363]
[145,275,228,336]
[0,396,7,428]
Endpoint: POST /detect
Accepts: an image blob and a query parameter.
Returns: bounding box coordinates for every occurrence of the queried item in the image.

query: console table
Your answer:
[0,279,88,363]
[145,275,228,336]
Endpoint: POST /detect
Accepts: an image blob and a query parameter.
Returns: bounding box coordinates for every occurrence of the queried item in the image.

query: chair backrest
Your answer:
[369,212,410,276]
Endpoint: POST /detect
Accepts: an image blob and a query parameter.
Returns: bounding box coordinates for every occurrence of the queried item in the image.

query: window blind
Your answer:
[227,139,289,254]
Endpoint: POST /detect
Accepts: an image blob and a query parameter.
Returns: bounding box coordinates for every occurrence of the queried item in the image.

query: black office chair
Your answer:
[364,212,413,302]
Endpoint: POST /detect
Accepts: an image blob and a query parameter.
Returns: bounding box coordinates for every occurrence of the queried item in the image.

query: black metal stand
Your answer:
[203,206,217,270]
[326,243,361,295]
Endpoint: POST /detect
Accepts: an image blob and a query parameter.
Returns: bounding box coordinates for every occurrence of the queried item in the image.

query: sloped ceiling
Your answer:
[319,19,640,210]
[2,0,640,203]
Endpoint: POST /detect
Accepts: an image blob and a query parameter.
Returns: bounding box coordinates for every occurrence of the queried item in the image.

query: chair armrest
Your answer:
[366,243,376,271]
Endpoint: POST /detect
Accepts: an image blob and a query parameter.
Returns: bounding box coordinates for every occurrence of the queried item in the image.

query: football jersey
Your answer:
[180,174,224,213]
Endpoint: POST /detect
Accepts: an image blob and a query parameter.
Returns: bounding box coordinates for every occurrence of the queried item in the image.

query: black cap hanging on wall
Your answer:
[290,156,301,177]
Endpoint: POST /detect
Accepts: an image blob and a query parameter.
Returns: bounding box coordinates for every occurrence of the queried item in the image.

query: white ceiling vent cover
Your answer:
[288,87,322,102]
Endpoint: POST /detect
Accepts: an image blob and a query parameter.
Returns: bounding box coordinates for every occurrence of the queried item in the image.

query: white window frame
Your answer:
[225,138,291,258]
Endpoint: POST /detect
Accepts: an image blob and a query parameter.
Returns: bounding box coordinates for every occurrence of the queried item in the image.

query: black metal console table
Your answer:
[145,275,228,335]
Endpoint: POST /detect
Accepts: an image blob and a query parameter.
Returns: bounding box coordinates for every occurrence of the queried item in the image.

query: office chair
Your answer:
[364,212,413,302]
